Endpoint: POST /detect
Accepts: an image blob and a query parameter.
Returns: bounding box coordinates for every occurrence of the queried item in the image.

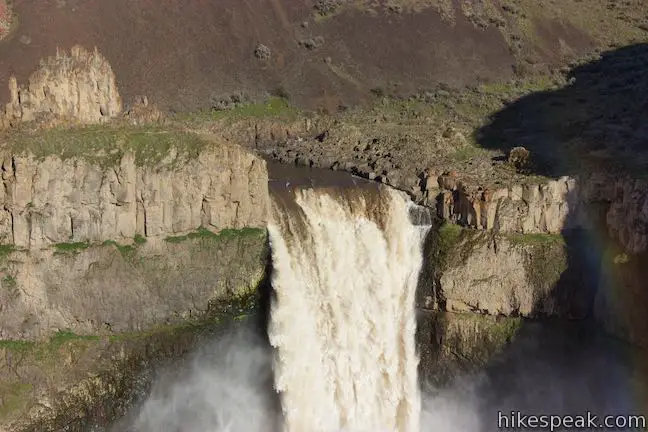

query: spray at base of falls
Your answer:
[119,184,480,432]
[268,186,430,432]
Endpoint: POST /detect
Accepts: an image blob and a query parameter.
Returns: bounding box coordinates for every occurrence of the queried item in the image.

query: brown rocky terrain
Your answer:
[0,0,647,112]
[0,0,11,40]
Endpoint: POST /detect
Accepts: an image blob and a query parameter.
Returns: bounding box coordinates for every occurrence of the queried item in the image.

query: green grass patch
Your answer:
[452,145,484,162]
[176,97,299,125]
[48,330,100,347]
[1,124,210,168]
[0,339,35,351]
[133,234,147,245]
[438,222,463,248]
[102,240,137,259]
[2,274,16,290]
[478,75,561,97]
[434,222,466,272]
[507,232,565,246]
[53,241,90,254]
[0,330,99,362]
[0,382,33,420]
[165,227,265,244]
[0,244,15,260]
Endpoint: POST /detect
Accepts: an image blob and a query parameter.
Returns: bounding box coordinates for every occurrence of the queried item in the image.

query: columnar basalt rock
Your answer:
[0,140,270,340]
[435,175,576,234]
[435,173,648,255]
[0,146,269,249]
[1,46,122,128]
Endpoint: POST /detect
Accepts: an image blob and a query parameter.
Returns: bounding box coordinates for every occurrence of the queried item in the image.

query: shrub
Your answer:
[299,36,325,51]
[508,146,531,173]
[253,44,271,60]
[211,91,250,111]
[314,0,344,15]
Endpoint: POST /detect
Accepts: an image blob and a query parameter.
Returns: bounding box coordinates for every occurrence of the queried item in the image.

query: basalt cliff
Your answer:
[0,15,647,427]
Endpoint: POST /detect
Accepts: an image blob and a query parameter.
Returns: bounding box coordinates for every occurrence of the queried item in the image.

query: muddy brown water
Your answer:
[266,160,377,191]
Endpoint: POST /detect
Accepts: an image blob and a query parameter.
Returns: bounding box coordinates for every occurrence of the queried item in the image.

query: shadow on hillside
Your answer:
[475,42,648,341]
[423,43,648,427]
[475,43,648,178]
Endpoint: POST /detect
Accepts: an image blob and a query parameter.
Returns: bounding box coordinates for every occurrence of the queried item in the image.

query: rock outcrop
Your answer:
[0,131,272,428]
[419,227,591,319]
[433,175,576,235]
[426,172,648,256]
[417,310,521,385]
[0,145,268,249]
[0,230,267,340]
[1,46,122,128]
[0,137,271,339]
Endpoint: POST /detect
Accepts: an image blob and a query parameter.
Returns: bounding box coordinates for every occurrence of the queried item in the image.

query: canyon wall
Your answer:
[0,141,271,340]
[247,120,647,256]
[434,172,648,254]
[0,230,268,341]
[417,225,589,318]
[0,146,268,249]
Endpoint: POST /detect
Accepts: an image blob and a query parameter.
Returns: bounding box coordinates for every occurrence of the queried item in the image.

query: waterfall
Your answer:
[268,185,430,432]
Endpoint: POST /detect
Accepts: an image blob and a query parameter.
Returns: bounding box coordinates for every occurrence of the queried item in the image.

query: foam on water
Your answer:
[268,186,428,432]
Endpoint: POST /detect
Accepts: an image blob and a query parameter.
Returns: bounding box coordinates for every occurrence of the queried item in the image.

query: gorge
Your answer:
[0,126,645,431]
[0,37,647,430]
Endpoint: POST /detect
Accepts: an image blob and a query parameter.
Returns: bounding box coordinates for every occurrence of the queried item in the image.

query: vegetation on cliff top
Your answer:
[164,227,266,244]
[508,232,565,247]
[174,96,300,127]
[0,124,210,167]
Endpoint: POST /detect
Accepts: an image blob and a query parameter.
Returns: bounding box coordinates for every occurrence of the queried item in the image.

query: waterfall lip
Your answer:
[267,161,377,192]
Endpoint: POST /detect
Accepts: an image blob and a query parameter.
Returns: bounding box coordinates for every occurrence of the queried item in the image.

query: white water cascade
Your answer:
[268,185,430,432]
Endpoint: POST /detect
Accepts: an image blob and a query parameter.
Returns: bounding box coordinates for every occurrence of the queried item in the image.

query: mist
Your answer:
[114,323,282,432]
[112,185,642,432]
[111,316,642,432]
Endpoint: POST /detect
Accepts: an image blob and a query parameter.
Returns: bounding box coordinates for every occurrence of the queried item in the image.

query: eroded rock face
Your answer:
[2,46,122,128]
[435,176,576,235]
[417,310,521,385]
[432,230,591,318]
[0,147,269,248]
[0,230,267,340]
[436,174,648,255]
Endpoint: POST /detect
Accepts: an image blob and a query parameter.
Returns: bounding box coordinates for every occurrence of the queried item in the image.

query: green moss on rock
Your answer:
[53,241,91,254]
[418,311,522,385]
[165,226,265,244]
[0,294,266,429]
[508,232,568,294]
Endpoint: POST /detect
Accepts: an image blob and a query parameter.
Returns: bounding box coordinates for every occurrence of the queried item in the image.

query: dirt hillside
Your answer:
[0,0,645,112]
